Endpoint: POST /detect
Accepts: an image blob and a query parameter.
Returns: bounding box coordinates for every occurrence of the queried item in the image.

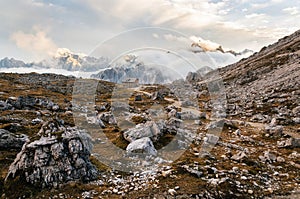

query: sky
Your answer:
[0,0,299,62]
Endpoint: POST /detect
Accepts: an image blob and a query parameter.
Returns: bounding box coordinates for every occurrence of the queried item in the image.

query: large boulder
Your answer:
[123,121,162,143]
[126,137,157,156]
[5,121,98,188]
[0,129,29,149]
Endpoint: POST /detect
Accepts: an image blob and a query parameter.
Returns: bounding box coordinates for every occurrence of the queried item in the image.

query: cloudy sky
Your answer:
[0,0,299,62]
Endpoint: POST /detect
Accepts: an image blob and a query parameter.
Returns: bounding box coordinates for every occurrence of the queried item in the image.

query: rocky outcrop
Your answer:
[5,121,98,188]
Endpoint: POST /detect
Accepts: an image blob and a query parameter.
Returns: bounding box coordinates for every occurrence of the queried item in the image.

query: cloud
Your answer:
[10,27,57,60]
[1,0,300,62]
[190,36,221,52]
[85,0,224,29]
[283,7,299,15]
[245,13,266,19]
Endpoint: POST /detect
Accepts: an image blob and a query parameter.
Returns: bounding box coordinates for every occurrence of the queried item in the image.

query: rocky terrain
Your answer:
[0,30,299,199]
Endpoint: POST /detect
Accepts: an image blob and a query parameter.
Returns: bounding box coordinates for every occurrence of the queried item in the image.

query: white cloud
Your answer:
[283,7,299,15]
[245,13,266,19]
[10,27,57,60]
[190,36,221,52]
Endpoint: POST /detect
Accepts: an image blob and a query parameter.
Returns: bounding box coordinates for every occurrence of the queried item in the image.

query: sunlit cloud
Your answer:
[10,26,57,60]
[0,0,299,61]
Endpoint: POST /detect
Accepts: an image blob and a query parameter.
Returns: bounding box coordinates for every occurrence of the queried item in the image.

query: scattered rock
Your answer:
[168,188,177,196]
[231,151,248,162]
[152,91,164,101]
[203,134,219,145]
[99,112,117,125]
[0,129,29,149]
[265,124,283,138]
[259,151,277,163]
[278,137,300,148]
[182,165,202,178]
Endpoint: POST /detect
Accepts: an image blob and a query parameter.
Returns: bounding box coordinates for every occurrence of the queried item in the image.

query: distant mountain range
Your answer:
[0,48,109,72]
[0,38,253,83]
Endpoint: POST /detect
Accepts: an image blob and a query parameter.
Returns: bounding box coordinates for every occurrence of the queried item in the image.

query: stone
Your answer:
[179,111,199,120]
[126,137,157,156]
[168,109,180,119]
[231,151,247,162]
[123,121,162,142]
[292,117,300,124]
[135,95,142,101]
[292,106,300,116]
[181,165,202,178]
[186,71,203,83]
[99,112,117,125]
[278,137,300,148]
[291,138,300,147]
[152,91,164,101]
[13,96,37,110]
[87,116,106,128]
[0,100,12,110]
[31,118,44,125]
[259,151,277,163]
[265,125,283,138]
[0,129,29,149]
[270,118,277,127]
[234,129,241,136]
[52,104,60,111]
[5,121,98,188]
[203,134,219,145]
[250,114,267,122]
[276,156,285,162]
[166,117,183,129]
[205,120,224,130]
[168,189,177,196]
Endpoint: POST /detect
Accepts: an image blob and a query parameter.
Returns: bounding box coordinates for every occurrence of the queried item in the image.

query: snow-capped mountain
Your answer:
[0,48,109,73]
[0,57,29,68]
[34,48,109,72]
[91,55,177,84]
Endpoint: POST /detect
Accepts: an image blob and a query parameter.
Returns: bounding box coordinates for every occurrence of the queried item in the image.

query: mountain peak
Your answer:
[54,48,87,59]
